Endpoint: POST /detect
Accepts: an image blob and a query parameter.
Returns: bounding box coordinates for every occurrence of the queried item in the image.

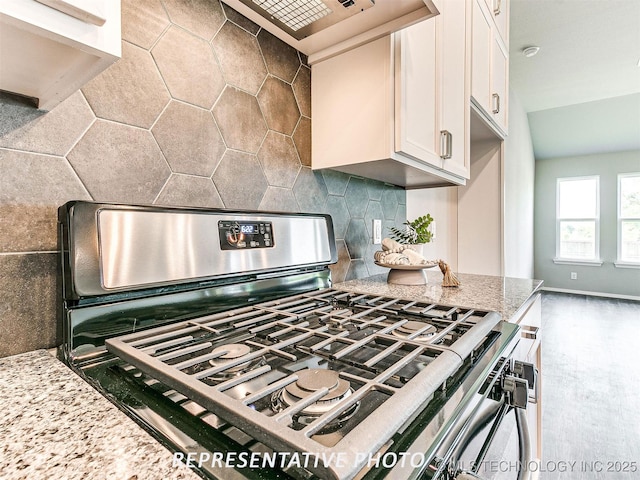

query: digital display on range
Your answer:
[218,220,273,250]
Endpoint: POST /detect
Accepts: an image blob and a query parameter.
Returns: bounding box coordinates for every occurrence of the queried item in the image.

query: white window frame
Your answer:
[616,172,640,268]
[554,175,602,266]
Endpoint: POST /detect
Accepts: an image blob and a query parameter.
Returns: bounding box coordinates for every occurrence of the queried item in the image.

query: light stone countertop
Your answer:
[336,271,543,321]
[0,349,200,480]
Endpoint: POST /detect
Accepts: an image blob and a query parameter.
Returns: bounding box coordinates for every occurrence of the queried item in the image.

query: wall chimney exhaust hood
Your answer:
[221,0,439,64]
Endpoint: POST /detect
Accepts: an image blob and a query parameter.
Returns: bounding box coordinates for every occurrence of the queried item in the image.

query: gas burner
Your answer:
[392,321,437,341]
[207,343,264,380]
[272,369,359,430]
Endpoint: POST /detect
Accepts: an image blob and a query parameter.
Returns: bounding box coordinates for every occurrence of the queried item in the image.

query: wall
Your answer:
[503,89,535,279]
[534,150,640,298]
[0,0,405,358]
[458,140,503,276]
[406,188,458,269]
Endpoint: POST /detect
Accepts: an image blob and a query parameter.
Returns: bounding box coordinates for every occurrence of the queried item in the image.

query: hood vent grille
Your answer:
[241,0,375,40]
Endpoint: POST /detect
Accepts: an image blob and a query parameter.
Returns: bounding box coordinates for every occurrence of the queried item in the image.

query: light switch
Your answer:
[373,219,382,244]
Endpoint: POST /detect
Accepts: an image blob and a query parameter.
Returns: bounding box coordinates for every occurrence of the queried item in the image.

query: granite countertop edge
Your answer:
[335,271,544,321]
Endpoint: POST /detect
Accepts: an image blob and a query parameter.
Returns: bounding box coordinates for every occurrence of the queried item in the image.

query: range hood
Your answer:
[221,0,439,64]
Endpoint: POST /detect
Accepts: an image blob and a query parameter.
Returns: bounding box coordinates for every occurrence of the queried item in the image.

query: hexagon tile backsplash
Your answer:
[0,0,406,358]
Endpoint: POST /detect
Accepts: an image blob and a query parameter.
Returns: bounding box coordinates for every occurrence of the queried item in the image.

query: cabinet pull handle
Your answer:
[521,325,539,340]
[494,0,502,15]
[492,93,500,114]
[440,130,452,159]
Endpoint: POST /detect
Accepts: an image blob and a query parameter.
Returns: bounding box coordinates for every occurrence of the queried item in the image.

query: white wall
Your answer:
[406,187,458,269]
[458,140,503,276]
[503,89,536,278]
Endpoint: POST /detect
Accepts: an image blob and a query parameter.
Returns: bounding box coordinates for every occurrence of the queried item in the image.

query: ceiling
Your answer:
[509,0,640,159]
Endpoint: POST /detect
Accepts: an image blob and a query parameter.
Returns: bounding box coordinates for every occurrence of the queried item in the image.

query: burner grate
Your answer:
[106,288,500,480]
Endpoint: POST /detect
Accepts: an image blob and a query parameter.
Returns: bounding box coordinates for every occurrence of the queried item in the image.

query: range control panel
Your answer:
[218,220,274,250]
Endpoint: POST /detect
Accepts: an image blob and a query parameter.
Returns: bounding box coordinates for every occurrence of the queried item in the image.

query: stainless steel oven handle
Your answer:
[515,408,532,480]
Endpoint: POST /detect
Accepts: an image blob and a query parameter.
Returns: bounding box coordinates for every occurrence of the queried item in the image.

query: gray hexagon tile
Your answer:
[395,203,407,225]
[212,87,267,154]
[121,0,170,49]
[257,30,300,83]
[155,174,223,208]
[221,3,260,34]
[381,187,399,220]
[212,150,267,209]
[293,168,327,213]
[259,187,299,213]
[345,260,368,281]
[0,91,94,156]
[344,218,369,260]
[162,0,225,41]
[292,116,311,167]
[211,22,267,95]
[325,195,349,239]
[395,185,407,205]
[365,243,388,276]
[364,201,384,237]
[292,65,311,117]
[67,120,170,203]
[0,253,58,355]
[344,176,369,218]
[82,42,170,128]
[365,178,385,201]
[258,76,300,135]
[257,131,300,188]
[82,41,170,129]
[321,169,350,196]
[329,239,350,284]
[152,26,225,109]
[152,101,225,176]
[0,150,90,252]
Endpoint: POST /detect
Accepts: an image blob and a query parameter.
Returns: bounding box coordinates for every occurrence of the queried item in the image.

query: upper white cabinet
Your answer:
[470,0,509,135]
[312,0,469,188]
[0,0,121,110]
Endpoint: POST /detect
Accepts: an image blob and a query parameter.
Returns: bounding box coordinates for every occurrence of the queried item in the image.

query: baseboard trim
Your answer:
[542,287,640,302]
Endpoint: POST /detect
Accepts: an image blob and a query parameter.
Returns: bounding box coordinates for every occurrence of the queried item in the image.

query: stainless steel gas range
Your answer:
[59,201,535,480]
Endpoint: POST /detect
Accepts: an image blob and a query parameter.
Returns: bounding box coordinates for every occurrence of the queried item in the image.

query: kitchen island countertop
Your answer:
[0,349,200,480]
[336,271,543,321]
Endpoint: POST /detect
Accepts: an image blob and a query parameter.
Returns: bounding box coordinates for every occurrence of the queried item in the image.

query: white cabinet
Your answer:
[514,293,543,462]
[312,0,469,188]
[470,0,508,134]
[0,0,120,110]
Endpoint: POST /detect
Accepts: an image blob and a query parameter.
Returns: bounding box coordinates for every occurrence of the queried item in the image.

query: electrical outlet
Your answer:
[570,272,577,280]
[373,219,382,244]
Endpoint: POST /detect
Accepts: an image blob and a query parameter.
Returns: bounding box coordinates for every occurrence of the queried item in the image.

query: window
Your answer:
[618,173,640,265]
[555,176,600,263]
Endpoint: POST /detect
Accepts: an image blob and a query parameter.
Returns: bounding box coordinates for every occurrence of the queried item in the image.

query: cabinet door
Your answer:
[395,19,442,169]
[490,0,509,46]
[471,0,492,114]
[491,36,508,132]
[439,0,468,179]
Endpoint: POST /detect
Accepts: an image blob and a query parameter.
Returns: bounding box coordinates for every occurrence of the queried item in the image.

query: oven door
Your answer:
[431,361,535,480]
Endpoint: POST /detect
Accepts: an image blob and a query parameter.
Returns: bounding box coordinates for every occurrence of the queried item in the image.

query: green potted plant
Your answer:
[388,214,434,253]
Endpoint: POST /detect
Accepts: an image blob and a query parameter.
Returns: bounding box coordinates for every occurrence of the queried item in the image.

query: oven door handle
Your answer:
[515,407,532,480]
[450,401,533,480]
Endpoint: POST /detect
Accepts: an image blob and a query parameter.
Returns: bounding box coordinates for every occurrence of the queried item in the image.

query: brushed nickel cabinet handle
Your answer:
[492,93,500,114]
[440,130,452,159]
[494,0,502,15]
